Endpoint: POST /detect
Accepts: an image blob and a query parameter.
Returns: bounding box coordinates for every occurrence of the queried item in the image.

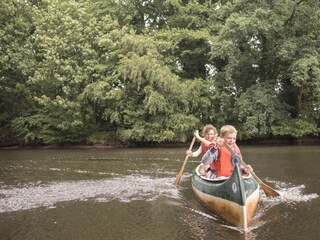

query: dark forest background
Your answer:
[1,0,319,146]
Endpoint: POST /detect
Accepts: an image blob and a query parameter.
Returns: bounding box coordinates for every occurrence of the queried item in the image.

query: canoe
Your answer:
[192,163,259,230]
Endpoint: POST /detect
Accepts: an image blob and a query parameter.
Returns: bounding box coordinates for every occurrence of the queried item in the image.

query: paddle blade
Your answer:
[260,182,281,197]
[173,174,182,187]
[173,136,196,187]
[173,155,189,187]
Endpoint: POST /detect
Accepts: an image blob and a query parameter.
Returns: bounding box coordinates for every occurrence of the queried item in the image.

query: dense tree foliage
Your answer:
[0,0,319,146]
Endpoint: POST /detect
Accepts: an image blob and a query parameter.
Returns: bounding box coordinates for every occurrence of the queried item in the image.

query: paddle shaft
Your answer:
[223,142,280,197]
[174,136,196,186]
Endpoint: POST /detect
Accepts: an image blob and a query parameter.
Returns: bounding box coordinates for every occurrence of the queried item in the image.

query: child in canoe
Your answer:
[199,125,252,179]
[185,124,218,175]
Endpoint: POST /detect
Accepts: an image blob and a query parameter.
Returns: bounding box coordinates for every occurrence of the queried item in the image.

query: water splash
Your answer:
[0,175,179,213]
[279,184,319,203]
[260,181,319,205]
[254,180,319,224]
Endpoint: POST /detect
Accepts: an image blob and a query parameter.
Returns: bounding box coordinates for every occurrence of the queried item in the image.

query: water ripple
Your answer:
[0,175,179,213]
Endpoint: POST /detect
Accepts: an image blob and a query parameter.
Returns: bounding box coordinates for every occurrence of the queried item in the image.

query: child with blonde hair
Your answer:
[201,125,252,178]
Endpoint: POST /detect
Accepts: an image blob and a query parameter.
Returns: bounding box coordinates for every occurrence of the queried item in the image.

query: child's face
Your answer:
[223,132,237,146]
[205,130,216,141]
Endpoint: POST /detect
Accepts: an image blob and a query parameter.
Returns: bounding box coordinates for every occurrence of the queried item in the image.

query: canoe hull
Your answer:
[192,164,259,229]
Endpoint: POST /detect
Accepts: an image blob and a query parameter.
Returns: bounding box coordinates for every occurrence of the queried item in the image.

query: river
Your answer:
[0,145,319,240]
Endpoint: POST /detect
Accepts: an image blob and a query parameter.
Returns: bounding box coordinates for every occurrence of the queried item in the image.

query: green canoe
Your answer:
[192,163,260,230]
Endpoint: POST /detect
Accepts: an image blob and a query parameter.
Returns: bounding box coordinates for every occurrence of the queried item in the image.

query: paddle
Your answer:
[223,143,281,197]
[173,136,196,187]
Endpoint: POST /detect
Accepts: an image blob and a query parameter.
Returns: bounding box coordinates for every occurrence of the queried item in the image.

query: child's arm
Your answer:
[186,146,202,157]
[194,130,217,148]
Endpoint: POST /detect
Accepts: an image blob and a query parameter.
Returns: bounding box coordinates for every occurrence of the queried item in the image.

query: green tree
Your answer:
[209,0,320,138]
[12,0,111,144]
[236,83,289,139]
[83,30,202,143]
[0,0,35,144]
[2,0,320,145]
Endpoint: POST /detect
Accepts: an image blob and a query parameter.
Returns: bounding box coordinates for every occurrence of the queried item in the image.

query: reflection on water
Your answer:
[0,146,320,240]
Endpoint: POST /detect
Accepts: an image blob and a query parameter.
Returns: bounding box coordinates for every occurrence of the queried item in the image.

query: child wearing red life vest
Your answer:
[201,125,252,179]
[186,124,218,175]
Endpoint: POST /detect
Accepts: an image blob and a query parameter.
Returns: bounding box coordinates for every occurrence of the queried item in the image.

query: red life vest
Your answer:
[200,138,216,155]
[210,144,241,177]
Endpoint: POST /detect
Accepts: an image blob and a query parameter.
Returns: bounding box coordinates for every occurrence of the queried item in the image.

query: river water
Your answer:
[0,145,319,240]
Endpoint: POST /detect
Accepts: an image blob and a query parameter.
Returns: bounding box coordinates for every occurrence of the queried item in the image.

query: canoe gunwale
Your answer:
[195,163,253,182]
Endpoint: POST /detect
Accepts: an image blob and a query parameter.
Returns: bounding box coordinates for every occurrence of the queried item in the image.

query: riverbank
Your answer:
[0,137,319,149]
